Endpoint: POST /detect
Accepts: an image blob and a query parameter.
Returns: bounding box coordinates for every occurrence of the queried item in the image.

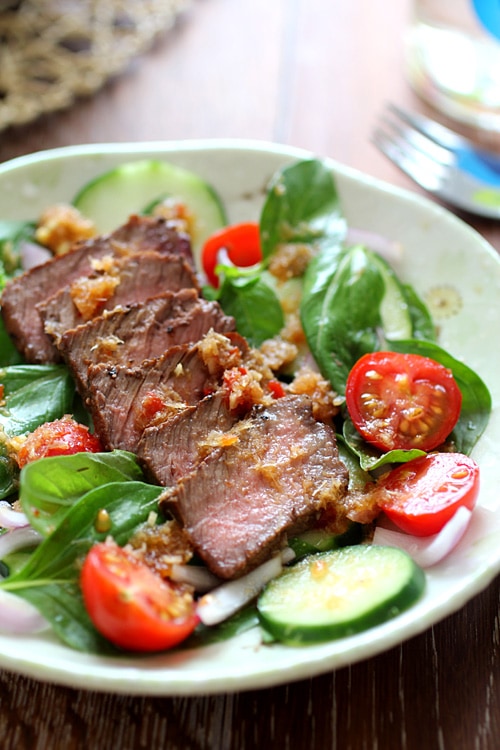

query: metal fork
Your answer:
[372,103,500,219]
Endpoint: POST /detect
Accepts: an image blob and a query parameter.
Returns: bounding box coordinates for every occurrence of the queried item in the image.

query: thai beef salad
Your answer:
[0,158,492,655]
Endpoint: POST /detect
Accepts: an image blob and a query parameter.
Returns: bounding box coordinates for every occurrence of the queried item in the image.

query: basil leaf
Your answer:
[0,298,26,366]
[2,480,163,653]
[401,284,436,341]
[20,450,144,536]
[301,245,385,395]
[260,159,346,259]
[390,339,491,454]
[0,365,74,437]
[217,271,284,346]
[14,580,115,654]
[342,418,426,472]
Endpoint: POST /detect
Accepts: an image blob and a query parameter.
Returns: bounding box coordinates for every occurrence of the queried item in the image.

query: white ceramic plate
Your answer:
[0,140,499,695]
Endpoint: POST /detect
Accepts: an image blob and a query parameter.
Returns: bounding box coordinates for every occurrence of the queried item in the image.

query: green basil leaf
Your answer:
[0,365,74,437]
[301,245,385,395]
[389,339,492,454]
[2,480,163,654]
[0,323,25,366]
[20,450,145,536]
[13,580,116,654]
[401,284,437,341]
[342,418,426,472]
[260,159,346,259]
[217,271,284,346]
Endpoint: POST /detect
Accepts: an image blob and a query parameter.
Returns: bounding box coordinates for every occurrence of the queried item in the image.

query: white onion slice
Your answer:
[345,227,403,265]
[197,551,289,626]
[373,506,472,568]
[0,589,49,634]
[170,564,221,593]
[0,501,29,530]
[0,526,42,559]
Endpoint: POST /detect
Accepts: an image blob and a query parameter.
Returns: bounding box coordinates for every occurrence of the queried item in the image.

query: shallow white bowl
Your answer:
[0,140,499,695]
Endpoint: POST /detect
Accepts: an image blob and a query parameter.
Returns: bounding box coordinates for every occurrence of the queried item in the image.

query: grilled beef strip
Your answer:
[161,394,349,580]
[85,332,248,453]
[137,389,240,487]
[40,251,200,346]
[55,291,235,396]
[0,215,193,363]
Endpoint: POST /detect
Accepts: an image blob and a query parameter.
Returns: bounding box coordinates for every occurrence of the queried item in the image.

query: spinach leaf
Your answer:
[0,319,24,366]
[216,268,284,346]
[390,339,491,454]
[0,365,74,437]
[0,454,18,499]
[401,284,437,342]
[342,418,425,472]
[301,244,386,395]
[20,450,144,536]
[1,480,163,653]
[260,159,346,258]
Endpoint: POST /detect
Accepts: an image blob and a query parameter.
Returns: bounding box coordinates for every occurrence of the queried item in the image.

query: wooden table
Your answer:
[0,1,498,748]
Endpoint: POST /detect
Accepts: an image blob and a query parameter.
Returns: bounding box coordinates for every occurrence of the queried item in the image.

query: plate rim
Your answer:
[0,138,499,695]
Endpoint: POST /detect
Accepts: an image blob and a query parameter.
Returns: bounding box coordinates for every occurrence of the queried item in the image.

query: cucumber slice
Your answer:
[371,253,413,340]
[257,544,425,645]
[73,160,227,264]
[288,522,364,560]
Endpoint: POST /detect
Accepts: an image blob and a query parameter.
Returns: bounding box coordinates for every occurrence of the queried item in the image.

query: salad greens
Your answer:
[0,156,493,654]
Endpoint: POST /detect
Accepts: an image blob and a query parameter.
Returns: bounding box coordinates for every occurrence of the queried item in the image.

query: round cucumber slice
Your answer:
[257,544,425,645]
[73,159,227,264]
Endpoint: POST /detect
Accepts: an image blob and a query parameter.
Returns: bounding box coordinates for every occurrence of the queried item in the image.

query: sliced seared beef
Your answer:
[86,333,247,453]
[137,389,239,486]
[0,215,193,363]
[56,291,235,395]
[40,251,200,345]
[161,394,349,579]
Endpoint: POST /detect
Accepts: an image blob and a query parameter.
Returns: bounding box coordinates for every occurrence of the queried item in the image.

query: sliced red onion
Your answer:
[372,506,472,568]
[345,227,403,265]
[0,526,42,559]
[197,551,287,626]
[0,501,29,530]
[20,241,51,270]
[0,589,49,634]
[170,564,221,593]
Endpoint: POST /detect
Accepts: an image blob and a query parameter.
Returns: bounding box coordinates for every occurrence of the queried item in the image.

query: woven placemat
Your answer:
[0,0,189,131]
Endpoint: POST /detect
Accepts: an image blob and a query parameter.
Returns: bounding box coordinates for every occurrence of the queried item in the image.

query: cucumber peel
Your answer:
[73,159,227,265]
[257,544,425,645]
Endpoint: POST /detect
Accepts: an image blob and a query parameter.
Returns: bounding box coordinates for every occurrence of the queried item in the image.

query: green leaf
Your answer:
[301,245,385,395]
[217,271,284,346]
[1,480,163,653]
[342,418,426,472]
[0,365,74,437]
[0,318,25,366]
[401,284,436,342]
[260,160,346,258]
[20,450,144,536]
[389,339,492,455]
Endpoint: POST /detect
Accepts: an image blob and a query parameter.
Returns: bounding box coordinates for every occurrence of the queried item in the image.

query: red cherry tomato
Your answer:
[17,416,103,468]
[345,351,462,453]
[202,222,262,287]
[81,542,199,652]
[373,452,480,536]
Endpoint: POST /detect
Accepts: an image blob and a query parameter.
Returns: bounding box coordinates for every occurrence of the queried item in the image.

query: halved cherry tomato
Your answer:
[81,541,199,652]
[372,452,480,536]
[202,221,262,287]
[345,351,462,453]
[17,416,103,468]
